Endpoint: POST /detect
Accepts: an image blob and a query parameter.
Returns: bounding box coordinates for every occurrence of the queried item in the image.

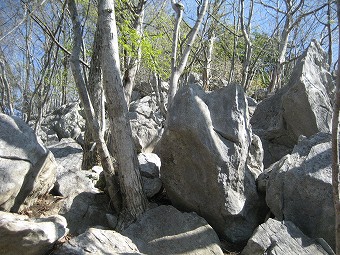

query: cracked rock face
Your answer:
[129,94,165,153]
[257,132,335,250]
[251,40,333,168]
[0,114,57,212]
[156,83,267,244]
[242,218,333,255]
[0,211,68,255]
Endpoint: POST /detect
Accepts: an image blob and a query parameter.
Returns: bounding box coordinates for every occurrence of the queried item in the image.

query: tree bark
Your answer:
[123,0,145,105]
[327,0,333,71]
[67,0,121,213]
[98,0,148,227]
[332,2,340,254]
[23,17,32,121]
[168,0,208,107]
[240,0,253,91]
[203,33,214,91]
[82,23,105,170]
[0,60,13,115]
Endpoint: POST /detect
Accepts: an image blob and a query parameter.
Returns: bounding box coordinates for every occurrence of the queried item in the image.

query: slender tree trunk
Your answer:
[152,73,167,118]
[67,0,122,213]
[168,0,208,107]
[98,0,148,227]
[23,17,32,121]
[123,1,145,105]
[0,78,4,113]
[203,33,214,91]
[228,3,240,84]
[0,60,13,115]
[327,0,333,71]
[332,2,340,254]
[168,1,184,106]
[82,24,104,170]
[240,0,253,91]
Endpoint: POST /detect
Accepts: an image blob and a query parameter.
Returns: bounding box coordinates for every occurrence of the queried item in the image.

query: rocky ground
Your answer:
[0,40,336,255]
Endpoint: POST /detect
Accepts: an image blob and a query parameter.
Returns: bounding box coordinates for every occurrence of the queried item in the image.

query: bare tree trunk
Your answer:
[228,2,240,84]
[0,78,4,113]
[332,2,340,254]
[98,0,148,227]
[240,0,253,91]
[67,0,122,213]
[168,0,209,107]
[168,0,184,106]
[203,33,215,91]
[152,72,167,118]
[123,0,145,105]
[23,17,32,121]
[0,60,13,115]
[82,24,104,170]
[327,0,333,71]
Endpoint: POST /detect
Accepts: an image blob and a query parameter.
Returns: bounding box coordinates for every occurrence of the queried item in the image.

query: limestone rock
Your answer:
[251,40,333,167]
[242,218,334,255]
[123,205,223,255]
[138,153,162,198]
[129,95,164,153]
[43,103,85,145]
[156,83,267,243]
[49,138,83,174]
[0,211,68,255]
[49,138,114,235]
[52,227,141,255]
[0,114,57,212]
[257,132,335,249]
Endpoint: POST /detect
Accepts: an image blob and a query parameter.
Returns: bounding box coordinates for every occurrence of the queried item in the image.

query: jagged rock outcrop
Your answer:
[138,153,162,198]
[156,83,267,243]
[242,218,334,255]
[0,113,57,212]
[251,40,334,167]
[0,211,68,255]
[129,94,164,152]
[43,103,85,145]
[257,132,335,249]
[123,205,223,255]
[48,138,114,235]
[52,227,141,255]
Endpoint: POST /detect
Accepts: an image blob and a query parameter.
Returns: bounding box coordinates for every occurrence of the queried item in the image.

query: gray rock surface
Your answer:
[138,153,162,197]
[123,205,223,255]
[0,211,68,255]
[257,132,335,249]
[0,113,57,212]
[49,138,83,175]
[129,95,164,153]
[43,103,85,145]
[49,138,114,235]
[251,40,333,167]
[156,83,267,243]
[242,218,334,255]
[52,227,142,255]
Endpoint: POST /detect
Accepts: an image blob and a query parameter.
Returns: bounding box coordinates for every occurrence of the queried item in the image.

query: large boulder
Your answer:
[242,218,334,255]
[0,211,68,255]
[257,132,335,249]
[123,205,223,255]
[138,153,162,198]
[251,40,333,167]
[156,83,267,243]
[129,94,164,152]
[48,138,114,235]
[52,227,141,255]
[48,138,83,175]
[0,114,57,212]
